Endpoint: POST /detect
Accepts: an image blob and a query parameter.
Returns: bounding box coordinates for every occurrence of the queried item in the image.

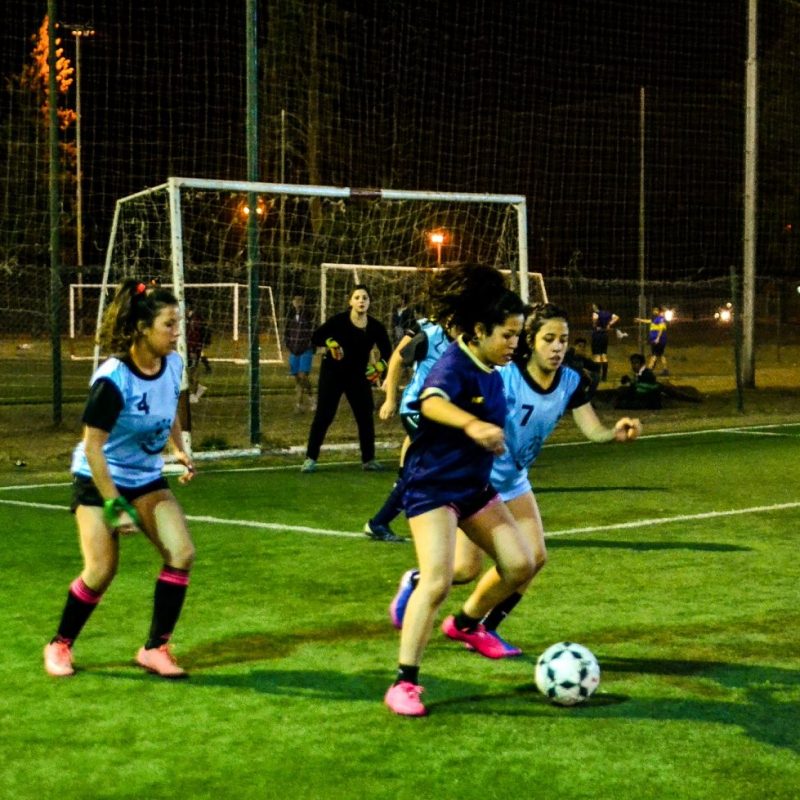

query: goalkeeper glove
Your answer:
[325,337,344,360]
[103,496,141,529]
[365,359,388,385]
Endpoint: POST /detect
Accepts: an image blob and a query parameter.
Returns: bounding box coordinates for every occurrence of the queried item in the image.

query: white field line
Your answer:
[0,497,363,538]
[1,421,797,538]
[546,501,800,537]
[2,495,799,541]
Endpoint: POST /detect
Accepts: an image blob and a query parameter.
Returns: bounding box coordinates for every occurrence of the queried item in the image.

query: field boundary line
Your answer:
[0,497,362,538]
[547,500,800,537]
[2,496,799,540]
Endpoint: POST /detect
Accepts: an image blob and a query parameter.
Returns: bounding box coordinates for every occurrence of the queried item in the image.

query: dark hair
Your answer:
[350,283,370,301]
[630,352,646,365]
[428,264,525,340]
[99,278,179,355]
[513,302,569,363]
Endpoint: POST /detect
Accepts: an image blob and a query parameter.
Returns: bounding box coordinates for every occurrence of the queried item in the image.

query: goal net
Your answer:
[69,282,281,364]
[320,263,547,340]
[100,177,531,457]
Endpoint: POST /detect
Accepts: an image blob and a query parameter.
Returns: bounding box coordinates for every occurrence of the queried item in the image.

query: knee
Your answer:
[83,563,117,593]
[168,541,196,571]
[501,552,539,588]
[416,572,452,609]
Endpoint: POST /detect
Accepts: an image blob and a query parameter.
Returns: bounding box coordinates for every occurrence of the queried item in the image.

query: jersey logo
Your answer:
[471,397,485,404]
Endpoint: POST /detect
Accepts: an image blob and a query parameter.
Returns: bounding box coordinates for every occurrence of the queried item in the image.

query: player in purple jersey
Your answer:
[389,303,641,659]
[384,264,534,717]
[44,279,197,680]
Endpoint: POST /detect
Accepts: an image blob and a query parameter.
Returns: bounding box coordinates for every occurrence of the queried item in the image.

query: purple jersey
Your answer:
[402,337,507,518]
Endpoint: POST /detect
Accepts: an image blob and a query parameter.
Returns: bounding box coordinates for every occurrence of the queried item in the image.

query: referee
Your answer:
[301,284,392,472]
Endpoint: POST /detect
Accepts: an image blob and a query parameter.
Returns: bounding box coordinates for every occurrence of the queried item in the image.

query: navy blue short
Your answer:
[404,481,500,522]
[70,474,170,513]
[650,342,666,357]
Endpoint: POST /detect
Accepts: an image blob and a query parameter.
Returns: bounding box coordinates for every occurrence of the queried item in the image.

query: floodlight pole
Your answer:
[741,0,758,387]
[638,86,647,355]
[64,23,95,322]
[48,1,62,424]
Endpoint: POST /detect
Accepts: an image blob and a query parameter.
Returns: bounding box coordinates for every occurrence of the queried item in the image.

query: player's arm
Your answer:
[609,313,620,328]
[420,392,505,454]
[572,403,641,443]
[379,333,413,420]
[168,416,196,484]
[83,426,141,534]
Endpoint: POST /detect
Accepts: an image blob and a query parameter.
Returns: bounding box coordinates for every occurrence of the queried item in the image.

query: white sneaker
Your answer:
[189,393,199,404]
[196,384,207,399]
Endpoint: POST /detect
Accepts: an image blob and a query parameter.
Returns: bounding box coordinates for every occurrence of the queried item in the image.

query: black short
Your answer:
[70,474,170,513]
[650,342,666,357]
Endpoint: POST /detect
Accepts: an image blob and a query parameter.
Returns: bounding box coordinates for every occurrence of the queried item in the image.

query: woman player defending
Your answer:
[389,303,641,658]
[44,279,197,679]
[384,264,536,717]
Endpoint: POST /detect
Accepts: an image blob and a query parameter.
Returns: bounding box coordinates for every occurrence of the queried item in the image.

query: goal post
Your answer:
[99,177,533,458]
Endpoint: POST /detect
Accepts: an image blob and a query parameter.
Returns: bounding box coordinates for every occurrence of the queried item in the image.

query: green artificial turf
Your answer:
[1,425,799,799]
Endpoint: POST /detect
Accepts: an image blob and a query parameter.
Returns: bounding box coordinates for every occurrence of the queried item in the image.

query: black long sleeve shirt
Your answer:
[311,312,392,381]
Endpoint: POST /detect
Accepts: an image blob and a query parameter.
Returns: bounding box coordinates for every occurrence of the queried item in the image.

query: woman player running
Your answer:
[389,302,641,657]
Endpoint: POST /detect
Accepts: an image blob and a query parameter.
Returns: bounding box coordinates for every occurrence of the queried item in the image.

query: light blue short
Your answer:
[289,349,313,375]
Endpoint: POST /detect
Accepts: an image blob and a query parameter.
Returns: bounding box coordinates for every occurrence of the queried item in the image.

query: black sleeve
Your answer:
[567,370,597,410]
[400,330,429,368]
[82,378,125,432]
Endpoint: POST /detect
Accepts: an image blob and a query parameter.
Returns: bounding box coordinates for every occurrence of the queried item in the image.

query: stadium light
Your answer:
[428,229,447,265]
[238,196,269,219]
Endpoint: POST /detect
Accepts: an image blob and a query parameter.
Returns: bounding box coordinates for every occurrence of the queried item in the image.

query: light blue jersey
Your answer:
[398,319,452,417]
[491,362,591,502]
[71,351,183,487]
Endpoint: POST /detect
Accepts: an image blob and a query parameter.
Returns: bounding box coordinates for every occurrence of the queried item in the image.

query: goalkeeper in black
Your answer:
[301,284,392,473]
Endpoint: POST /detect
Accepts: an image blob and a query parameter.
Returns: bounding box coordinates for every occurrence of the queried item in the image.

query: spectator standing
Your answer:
[591,304,620,382]
[635,305,669,374]
[284,294,316,413]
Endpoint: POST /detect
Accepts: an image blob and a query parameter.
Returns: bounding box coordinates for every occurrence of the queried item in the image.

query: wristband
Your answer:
[103,496,141,528]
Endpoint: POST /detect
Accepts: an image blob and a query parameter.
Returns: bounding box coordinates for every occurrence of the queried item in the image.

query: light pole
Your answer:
[64,23,95,323]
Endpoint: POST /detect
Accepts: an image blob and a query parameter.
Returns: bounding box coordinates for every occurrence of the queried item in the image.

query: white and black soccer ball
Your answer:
[534,641,600,706]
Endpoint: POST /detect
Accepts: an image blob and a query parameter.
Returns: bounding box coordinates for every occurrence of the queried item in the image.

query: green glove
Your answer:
[103,496,141,529]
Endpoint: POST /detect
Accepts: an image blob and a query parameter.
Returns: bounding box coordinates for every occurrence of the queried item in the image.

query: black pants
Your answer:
[305,368,376,462]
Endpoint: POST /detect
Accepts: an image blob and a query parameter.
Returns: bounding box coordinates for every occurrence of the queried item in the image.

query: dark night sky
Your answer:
[2,1,795,279]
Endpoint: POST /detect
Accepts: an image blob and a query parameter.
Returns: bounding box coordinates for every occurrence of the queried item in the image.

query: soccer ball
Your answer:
[534,642,600,706]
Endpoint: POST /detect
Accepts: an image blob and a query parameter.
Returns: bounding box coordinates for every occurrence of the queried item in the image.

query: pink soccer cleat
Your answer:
[44,640,75,677]
[384,681,427,717]
[441,615,508,659]
[136,644,188,679]
[464,628,523,657]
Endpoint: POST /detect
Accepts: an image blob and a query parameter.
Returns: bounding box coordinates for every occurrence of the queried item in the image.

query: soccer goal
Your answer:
[100,177,533,457]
